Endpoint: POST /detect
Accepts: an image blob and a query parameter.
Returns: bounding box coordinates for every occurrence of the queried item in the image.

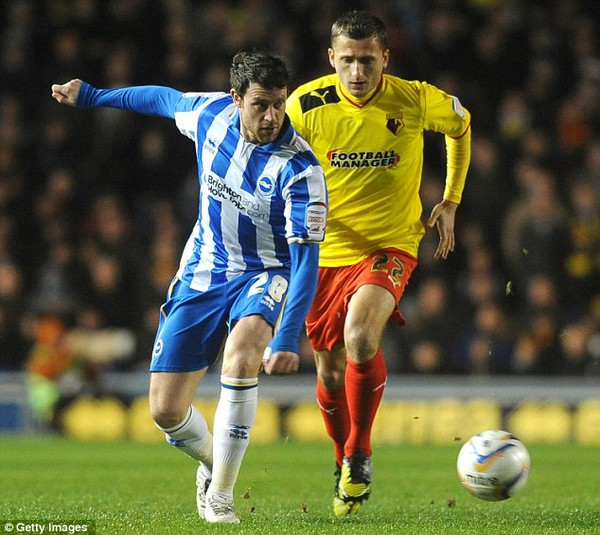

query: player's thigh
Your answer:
[224,269,291,375]
[222,315,273,377]
[345,284,396,349]
[150,279,229,373]
[306,267,347,353]
[344,248,416,351]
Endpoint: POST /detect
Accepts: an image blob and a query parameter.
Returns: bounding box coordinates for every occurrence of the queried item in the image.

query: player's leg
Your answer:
[149,370,215,519]
[329,284,394,515]
[306,266,353,512]
[336,249,417,515]
[149,369,209,449]
[343,283,395,456]
[148,278,228,520]
[204,314,272,524]
[314,347,350,469]
[205,269,289,524]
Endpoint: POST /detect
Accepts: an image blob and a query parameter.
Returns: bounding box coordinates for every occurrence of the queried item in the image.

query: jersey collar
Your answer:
[337,76,384,108]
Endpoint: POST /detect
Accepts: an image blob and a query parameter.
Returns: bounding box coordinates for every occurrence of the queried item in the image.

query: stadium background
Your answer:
[0,0,599,445]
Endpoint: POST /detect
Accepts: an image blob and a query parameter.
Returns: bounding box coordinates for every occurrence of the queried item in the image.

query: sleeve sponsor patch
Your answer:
[305,202,327,241]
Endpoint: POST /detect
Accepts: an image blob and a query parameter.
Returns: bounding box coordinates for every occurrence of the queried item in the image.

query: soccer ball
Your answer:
[456,430,531,501]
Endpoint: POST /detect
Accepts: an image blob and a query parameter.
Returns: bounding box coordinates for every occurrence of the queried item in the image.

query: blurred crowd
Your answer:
[1,0,600,415]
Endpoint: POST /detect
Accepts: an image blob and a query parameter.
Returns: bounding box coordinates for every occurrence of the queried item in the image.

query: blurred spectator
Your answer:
[564,178,600,318]
[512,312,562,375]
[454,224,509,327]
[501,164,570,289]
[0,259,26,327]
[0,301,30,371]
[79,251,137,330]
[454,301,514,375]
[25,315,72,426]
[510,273,564,374]
[460,135,511,245]
[398,277,455,373]
[557,318,599,376]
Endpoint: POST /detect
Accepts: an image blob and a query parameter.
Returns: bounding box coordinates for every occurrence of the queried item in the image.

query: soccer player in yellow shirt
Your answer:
[286,10,471,516]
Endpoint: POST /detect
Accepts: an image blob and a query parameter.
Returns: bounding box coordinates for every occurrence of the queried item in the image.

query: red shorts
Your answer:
[306,248,417,352]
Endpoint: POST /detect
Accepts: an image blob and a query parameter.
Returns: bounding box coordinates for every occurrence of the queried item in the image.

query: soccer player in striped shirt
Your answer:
[51,51,327,524]
[287,11,471,515]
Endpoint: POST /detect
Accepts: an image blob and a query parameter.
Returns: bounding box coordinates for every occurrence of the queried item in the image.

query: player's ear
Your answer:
[327,48,335,69]
[231,89,242,108]
[382,49,390,69]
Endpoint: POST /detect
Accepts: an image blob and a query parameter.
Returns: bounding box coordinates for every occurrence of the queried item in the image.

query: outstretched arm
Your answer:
[51,79,182,118]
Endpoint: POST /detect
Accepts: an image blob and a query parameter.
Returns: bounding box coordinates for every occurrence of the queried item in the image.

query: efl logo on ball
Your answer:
[457,430,531,501]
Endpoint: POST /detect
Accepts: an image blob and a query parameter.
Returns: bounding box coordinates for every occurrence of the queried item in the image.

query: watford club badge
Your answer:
[386,112,404,135]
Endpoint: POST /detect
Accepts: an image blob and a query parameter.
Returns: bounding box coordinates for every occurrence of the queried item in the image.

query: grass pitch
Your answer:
[1,436,599,534]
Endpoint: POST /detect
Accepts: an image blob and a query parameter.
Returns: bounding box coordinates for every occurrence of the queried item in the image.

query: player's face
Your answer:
[328,36,389,98]
[232,83,287,145]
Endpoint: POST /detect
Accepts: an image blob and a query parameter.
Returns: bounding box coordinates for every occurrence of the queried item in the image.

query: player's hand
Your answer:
[262,348,299,376]
[51,79,83,107]
[426,200,458,260]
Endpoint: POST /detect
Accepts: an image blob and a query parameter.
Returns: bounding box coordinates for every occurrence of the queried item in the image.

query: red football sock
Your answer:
[344,348,387,458]
[316,378,350,467]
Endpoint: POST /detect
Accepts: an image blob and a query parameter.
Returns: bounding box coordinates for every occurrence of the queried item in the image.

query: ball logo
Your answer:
[257,175,275,195]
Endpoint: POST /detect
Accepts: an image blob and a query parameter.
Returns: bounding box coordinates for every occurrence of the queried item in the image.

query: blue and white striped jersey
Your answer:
[173,91,327,291]
[78,84,328,292]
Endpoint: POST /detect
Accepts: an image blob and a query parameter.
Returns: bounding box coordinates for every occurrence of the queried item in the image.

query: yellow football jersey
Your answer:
[287,73,471,266]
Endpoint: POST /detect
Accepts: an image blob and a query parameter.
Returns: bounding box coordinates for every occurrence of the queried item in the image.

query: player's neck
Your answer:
[337,76,383,108]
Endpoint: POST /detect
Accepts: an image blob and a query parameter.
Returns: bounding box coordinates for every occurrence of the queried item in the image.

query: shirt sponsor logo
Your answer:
[206,174,269,219]
[327,149,400,168]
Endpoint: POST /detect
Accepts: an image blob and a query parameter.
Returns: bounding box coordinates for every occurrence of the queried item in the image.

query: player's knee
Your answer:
[345,330,378,362]
[316,356,346,388]
[150,403,187,430]
[318,369,344,389]
[221,353,261,377]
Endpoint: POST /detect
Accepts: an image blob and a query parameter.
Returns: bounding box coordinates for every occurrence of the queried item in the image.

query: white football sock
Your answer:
[159,405,213,470]
[209,375,258,496]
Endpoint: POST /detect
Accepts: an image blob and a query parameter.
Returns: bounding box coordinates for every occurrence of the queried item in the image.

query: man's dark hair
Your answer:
[331,10,388,50]
[230,51,289,96]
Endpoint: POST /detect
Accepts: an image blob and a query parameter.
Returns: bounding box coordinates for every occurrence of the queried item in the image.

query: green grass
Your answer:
[1,437,598,534]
